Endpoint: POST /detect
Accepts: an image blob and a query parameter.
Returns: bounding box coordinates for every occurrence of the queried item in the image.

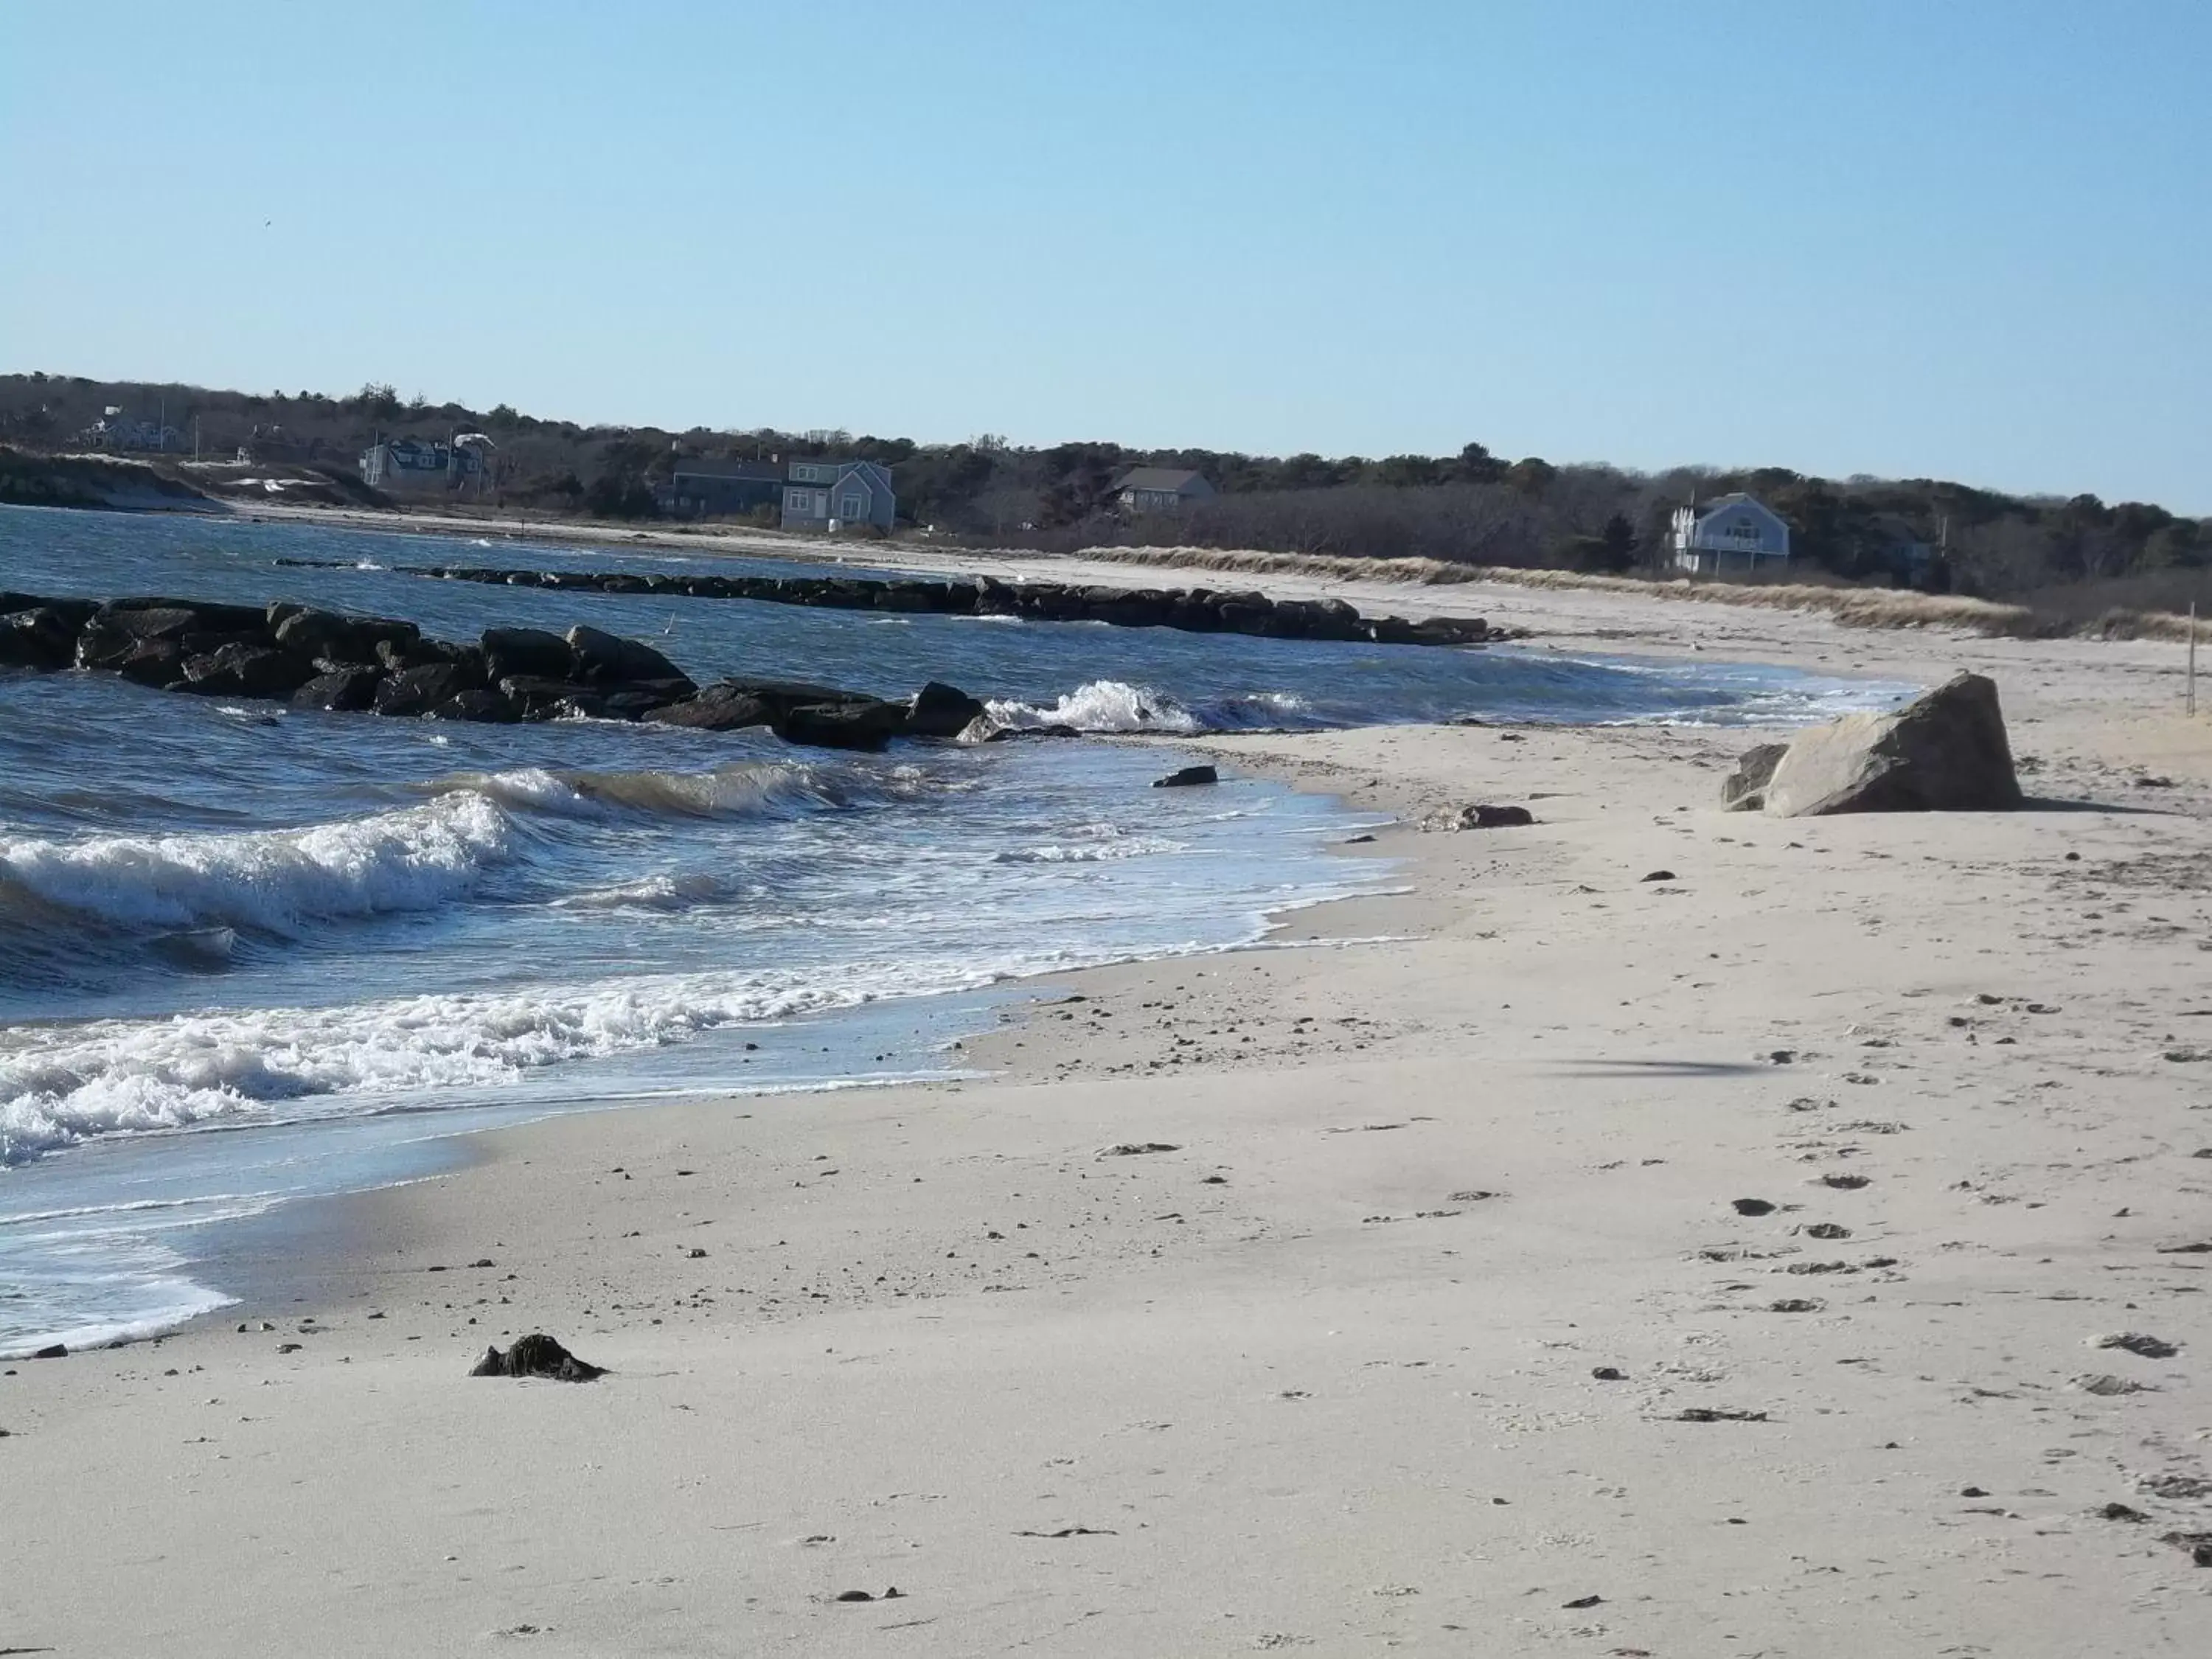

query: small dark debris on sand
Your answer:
[1014,1526,1117,1537]
[31,1344,66,1360]
[2160,1531,2212,1567]
[1804,1222,1851,1239]
[1591,1366,1625,1381]
[1674,1407,1770,1423]
[2098,1502,2150,1523]
[1732,1198,1776,1217]
[1818,1174,1871,1190]
[470,1333,606,1382]
[1562,1593,1604,1610]
[2141,1474,2212,1500]
[2096,1333,2180,1360]
[1640,869,1676,883]
[1098,1141,1180,1158]
[833,1587,905,1603]
[1768,1298,1823,1313]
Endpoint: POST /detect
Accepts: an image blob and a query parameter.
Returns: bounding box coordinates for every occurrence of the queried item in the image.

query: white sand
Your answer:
[4,580,2208,1656]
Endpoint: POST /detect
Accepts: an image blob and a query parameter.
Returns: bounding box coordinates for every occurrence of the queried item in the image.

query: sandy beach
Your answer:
[4,575,2208,1656]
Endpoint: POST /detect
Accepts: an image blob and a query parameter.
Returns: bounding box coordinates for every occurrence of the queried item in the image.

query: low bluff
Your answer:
[0,591,992,751]
[271,557,1518,648]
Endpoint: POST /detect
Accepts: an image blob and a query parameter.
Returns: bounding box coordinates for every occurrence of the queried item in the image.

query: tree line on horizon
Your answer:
[1,370,2204,606]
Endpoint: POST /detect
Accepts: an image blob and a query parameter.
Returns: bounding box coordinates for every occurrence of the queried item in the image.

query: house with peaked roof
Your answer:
[658,457,786,518]
[1114,467,1217,512]
[359,437,480,492]
[782,459,895,532]
[1670,493,1791,575]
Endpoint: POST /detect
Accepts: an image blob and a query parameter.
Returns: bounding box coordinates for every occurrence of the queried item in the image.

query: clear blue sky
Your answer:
[4,1,2206,509]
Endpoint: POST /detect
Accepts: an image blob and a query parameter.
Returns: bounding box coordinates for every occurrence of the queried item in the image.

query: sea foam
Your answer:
[0,952,1060,1166]
[984,679,1203,734]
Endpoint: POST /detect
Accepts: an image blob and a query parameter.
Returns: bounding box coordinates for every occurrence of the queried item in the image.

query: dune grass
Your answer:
[1073,543,2207,641]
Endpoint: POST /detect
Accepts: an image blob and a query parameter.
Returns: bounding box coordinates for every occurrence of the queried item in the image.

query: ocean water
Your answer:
[0,507,1914,1354]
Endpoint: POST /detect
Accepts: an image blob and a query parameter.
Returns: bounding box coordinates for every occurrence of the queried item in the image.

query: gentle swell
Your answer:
[431,759,904,821]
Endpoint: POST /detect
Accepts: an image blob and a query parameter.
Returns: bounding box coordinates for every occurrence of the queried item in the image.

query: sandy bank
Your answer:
[3,601,2209,1655]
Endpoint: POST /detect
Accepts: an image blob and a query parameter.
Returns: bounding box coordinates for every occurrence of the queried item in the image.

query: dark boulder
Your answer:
[874,582,943,613]
[481,626,574,684]
[293,667,384,712]
[905,681,987,739]
[1214,594,1275,634]
[642,685,774,731]
[1271,598,1364,641]
[78,616,170,670]
[4,594,96,629]
[468,1332,605,1382]
[601,688,685,721]
[80,627,187,686]
[1408,616,1492,647]
[1079,586,1175,627]
[973,576,1020,616]
[773,700,905,751]
[498,675,600,721]
[1166,592,1225,631]
[1153,764,1220,788]
[431,688,521,723]
[717,678,879,718]
[0,606,82,670]
[180,643,318,700]
[1721,743,1790,812]
[374,662,469,717]
[271,607,421,666]
[1452,804,1534,829]
[1762,673,2023,817]
[98,597,266,639]
[564,625,691,689]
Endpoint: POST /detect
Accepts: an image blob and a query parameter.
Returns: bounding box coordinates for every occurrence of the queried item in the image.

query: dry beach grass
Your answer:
[1078,543,2212,644]
[2,568,2208,1655]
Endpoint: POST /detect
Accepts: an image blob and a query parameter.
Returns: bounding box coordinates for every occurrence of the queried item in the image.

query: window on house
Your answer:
[840,493,864,518]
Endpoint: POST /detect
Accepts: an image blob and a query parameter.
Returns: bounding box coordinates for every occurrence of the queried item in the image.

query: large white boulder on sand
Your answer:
[1757,672,2023,816]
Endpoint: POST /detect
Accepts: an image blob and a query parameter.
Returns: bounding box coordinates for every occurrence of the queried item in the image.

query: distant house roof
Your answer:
[1116,467,1211,495]
[670,457,783,482]
[1689,492,1784,526]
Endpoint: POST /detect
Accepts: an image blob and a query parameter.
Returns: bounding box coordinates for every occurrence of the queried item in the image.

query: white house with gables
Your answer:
[782,459,896,532]
[1671,493,1791,575]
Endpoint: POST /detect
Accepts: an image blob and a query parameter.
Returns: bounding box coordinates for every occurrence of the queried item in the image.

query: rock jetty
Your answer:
[269,558,1515,647]
[0,592,984,752]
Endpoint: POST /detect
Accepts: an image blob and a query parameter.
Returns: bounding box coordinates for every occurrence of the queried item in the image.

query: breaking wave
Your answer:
[984,679,1205,734]
[0,793,513,936]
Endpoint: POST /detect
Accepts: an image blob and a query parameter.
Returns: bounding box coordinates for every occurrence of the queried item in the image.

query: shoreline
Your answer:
[167,776,1409,1348]
[5,566,2210,1652]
